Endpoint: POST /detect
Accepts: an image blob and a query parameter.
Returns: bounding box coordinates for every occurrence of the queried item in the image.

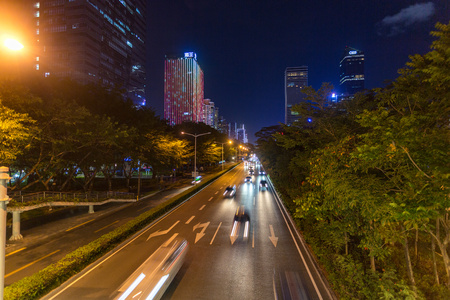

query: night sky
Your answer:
[145,0,449,143]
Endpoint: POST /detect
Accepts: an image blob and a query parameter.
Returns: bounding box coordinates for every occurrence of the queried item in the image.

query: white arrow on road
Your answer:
[147,221,180,241]
[269,225,278,247]
[193,221,210,243]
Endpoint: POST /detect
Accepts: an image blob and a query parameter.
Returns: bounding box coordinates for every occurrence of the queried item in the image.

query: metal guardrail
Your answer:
[7,191,136,203]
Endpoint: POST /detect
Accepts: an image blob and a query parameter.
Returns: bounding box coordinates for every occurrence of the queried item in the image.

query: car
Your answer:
[113,237,188,300]
[191,175,202,185]
[259,170,266,175]
[259,180,268,190]
[231,206,250,244]
[223,185,236,197]
[249,170,254,175]
[244,176,252,183]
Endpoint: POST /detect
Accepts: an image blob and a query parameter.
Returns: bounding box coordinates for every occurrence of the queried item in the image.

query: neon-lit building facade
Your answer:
[339,46,364,97]
[164,52,204,126]
[31,0,147,107]
[285,66,308,125]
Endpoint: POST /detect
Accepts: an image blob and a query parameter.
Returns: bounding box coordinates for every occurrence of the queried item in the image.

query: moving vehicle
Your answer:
[259,180,269,191]
[113,237,189,300]
[230,206,250,244]
[223,185,236,197]
[273,270,311,300]
[244,176,252,183]
[191,175,202,185]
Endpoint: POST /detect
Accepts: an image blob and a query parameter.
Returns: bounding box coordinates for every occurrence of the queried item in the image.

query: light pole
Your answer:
[218,140,232,170]
[0,37,22,298]
[0,167,10,299]
[181,131,211,178]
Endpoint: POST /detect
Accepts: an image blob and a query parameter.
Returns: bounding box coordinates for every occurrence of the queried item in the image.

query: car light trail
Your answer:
[118,273,145,300]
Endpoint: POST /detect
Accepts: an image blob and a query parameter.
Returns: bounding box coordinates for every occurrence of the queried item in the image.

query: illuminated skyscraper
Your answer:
[164,52,204,126]
[31,0,146,106]
[339,46,364,97]
[285,66,308,125]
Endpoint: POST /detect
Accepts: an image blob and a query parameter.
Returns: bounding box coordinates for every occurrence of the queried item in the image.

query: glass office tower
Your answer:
[164,52,204,126]
[285,66,308,125]
[32,0,146,106]
[339,46,364,97]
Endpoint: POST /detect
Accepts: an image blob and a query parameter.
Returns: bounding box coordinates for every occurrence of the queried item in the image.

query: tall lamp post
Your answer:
[0,37,23,298]
[218,140,232,170]
[182,131,211,178]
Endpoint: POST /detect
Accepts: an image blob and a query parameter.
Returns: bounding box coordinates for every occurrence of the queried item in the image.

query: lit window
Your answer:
[36,29,39,35]
[35,11,40,17]
[34,2,40,8]
[35,64,39,70]
[36,57,39,61]
[44,72,50,77]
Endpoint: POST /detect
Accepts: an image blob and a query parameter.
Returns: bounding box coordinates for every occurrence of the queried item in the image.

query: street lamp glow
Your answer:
[3,38,24,51]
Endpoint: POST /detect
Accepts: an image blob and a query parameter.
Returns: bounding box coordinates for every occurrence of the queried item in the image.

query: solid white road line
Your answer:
[210,222,222,245]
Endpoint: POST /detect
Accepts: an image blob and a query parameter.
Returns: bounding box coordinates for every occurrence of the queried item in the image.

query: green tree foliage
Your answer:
[256,22,450,298]
[0,103,35,165]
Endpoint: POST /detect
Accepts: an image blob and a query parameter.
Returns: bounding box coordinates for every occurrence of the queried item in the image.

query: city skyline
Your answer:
[146,0,448,143]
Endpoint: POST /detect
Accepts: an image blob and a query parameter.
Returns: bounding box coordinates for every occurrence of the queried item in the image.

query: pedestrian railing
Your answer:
[7,191,136,203]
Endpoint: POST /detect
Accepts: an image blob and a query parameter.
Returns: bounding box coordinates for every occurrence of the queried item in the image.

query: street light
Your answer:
[3,38,24,51]
[0,37,22,298]
[181,131,211,178]
[218,140,232,170]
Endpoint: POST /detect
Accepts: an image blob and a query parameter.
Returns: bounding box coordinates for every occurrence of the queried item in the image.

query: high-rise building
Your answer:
[202,99,215,127]
[164,52,204,126]
[31,0,147,106]
[285,66,308,125]
[339,46,364,97]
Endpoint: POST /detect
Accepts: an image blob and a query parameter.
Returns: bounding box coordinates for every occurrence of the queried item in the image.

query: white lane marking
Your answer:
[193,222,210,243]
[146,221,180,241]
[215,191,219,194]
[269,225,278,247]
[208,197,214,201]
[199,205,206,210]
[162,233,179,247]
[252,229,255,248]
[253,196,256,206]
[210,222,222,245]
[185,216,195,224]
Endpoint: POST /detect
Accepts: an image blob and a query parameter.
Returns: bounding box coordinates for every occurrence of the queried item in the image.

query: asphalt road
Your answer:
[42,163,335,299]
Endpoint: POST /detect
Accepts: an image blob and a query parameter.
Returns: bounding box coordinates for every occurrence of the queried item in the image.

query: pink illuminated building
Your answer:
[164,52,204,125]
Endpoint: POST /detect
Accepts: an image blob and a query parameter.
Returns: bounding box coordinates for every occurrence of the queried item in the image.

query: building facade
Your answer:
[285,66,308,125]
[202,98,216,128]
[31,0,147,106]
[164,52,204,126]
[339,46,364,97]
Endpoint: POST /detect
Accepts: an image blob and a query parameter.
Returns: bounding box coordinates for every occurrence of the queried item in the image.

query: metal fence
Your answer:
[7,191,136,203]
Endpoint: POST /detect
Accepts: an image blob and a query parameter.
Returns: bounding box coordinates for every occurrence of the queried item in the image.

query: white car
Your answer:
[113,238,188,300]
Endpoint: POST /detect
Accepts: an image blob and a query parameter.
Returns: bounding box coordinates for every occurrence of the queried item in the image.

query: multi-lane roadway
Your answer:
[43,163,335,299]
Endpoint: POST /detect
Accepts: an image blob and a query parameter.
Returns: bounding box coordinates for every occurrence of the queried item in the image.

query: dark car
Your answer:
[231,206,250,244]
[223,185,236,197]
[249,170,255,175]
[259,170,266,175]
[244,176,252,183]
[259,180,268,191]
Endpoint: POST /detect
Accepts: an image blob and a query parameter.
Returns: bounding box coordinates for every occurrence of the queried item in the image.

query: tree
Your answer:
[0,103,35,166]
